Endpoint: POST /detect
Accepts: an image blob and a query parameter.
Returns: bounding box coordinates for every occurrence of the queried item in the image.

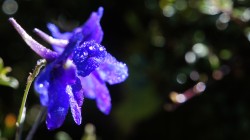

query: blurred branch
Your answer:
[15,59,46,140]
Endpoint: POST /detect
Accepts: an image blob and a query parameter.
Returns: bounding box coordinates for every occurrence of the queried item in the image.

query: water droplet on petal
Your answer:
[89,46,94,50]
[39,83,44,88]
[83,51,88,56]
[99,47,104,51]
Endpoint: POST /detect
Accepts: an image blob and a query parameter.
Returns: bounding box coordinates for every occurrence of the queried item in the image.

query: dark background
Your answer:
[1,0,250,140]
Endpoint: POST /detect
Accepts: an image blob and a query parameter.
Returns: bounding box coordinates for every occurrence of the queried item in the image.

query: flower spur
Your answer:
[9,7,128,130]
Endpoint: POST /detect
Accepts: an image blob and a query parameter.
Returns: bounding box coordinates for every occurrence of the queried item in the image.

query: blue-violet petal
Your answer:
[72,40,107,77]
[66,85,82,125]
[80,73,111,114]
[71,77,84,106]
[80,7,104,43]
[97,53,128,85]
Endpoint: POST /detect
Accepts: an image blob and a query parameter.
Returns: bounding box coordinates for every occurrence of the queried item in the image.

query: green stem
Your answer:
[26,106,47,140]
[15,59,46,140]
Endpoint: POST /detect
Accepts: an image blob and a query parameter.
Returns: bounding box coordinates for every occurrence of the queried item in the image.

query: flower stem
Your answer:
[26,106,47,140]
[15,59,46,140]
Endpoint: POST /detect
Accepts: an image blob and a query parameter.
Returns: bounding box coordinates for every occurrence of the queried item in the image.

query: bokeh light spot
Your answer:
[85,123,96,134]
[169,91,178,103]
[55,131,72,140]
[216,19,228,30]
[199,0,220,15]
[176,94,186,103]
[212,70,223,80]
[193,82,206,93]
[169,92,186,103]
[175,0,187,11]
[5,113,16,128]
[152,35,165,47]
[219,13,230,23]
[185,51,196,64]
[219,49,232,60]
[241,8,250,22]
[2,0,18,15]
[176,73,187,84]
[163,5,175,17]
[192,43,209,57]
[190,71,200,81]
[209,55,220,69]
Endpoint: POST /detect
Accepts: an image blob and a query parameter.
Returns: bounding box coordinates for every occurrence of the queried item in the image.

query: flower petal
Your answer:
[34,65,51,106]
[80,73,111,114]
[47,23,73,39]
[9,18,58,61]
[46,7,103,53]
[71,77,84,106]
[72,41,107,77]
[97,53,128,85]
[80,73,97,99]
[47,7,103,43]
[56,32,83,62]
[35,61,77,129]
[34,28,68,47]
[66,85,82,125]
[47,23,74,54]
[80,7,104,43]
[96,84,111,115]
[34,33,80,106]
[46,81,69,130]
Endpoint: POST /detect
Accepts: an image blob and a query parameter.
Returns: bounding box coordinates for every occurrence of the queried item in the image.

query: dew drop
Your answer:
[89,46,94,50]
[39,83,44,88]
[121,74,126,79]
[80,55,85,59]
[83,51,88,56]
[99,47,104,51]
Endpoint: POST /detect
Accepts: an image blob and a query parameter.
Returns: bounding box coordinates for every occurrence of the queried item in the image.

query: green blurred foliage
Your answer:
[0,58,18,89]
[1,0,250,140]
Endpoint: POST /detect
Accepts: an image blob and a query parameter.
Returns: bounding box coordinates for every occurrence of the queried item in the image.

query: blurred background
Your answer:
[1,0,250,139]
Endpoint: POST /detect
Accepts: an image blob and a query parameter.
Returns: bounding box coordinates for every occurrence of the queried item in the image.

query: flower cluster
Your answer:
[9,7,128,130]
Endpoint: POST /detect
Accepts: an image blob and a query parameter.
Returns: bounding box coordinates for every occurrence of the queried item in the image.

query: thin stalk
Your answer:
[15,59,46,140]
[26,106,47,140]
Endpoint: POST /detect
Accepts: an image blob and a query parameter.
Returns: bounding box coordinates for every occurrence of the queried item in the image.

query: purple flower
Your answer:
[9,7,128,130]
